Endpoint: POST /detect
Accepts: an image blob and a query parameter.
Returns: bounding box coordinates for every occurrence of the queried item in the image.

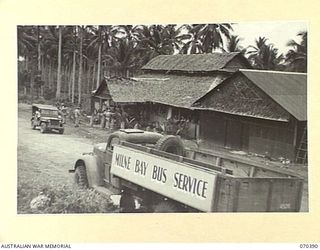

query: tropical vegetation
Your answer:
[17,25,307,105]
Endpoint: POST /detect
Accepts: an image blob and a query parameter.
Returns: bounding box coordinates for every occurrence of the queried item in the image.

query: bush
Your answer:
[18,94,46,104]
[17,180,116,214]
[43,87,56,100]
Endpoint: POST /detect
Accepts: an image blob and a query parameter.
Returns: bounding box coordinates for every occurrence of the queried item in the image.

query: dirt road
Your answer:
[17,103,114,213]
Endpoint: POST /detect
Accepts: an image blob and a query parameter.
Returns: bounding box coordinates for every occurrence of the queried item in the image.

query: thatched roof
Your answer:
[192,69,307,121]
[141,52,251,73]
[93,73,227,108]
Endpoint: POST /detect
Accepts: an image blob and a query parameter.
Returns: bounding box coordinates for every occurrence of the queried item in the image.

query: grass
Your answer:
[17,179,116,214]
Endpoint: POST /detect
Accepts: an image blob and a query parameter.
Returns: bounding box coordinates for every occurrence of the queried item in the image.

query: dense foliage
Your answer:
[17,25,307,104]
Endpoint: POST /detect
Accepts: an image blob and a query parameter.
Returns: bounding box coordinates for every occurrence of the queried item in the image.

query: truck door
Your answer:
[104,136,121,183]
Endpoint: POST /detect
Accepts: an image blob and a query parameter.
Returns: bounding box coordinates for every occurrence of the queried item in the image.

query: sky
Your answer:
[232,21,307,54]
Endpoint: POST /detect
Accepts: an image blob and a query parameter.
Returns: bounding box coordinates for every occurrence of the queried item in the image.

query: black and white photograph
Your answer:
[17,22,308,214]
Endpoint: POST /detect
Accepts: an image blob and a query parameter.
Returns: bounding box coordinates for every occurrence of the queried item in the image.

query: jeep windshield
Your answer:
[41,109,59,117]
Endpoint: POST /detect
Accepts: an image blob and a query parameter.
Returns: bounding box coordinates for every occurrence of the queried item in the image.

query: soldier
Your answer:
[60,104,68,124]
[74,106,81,127]
[105,108,113,130]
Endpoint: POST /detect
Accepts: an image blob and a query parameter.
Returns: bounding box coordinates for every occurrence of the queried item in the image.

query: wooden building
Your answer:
[192,69,307,163]
[92,52,251,137]
[92,53,307,163]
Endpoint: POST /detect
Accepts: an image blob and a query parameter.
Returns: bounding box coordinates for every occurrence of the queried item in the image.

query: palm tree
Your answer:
[86,25,118,87]
[56,26,63,99]
[77,26,84,105]
[247,37,283,70]
[62,26,78,102]
[106,37,143,77]
[17,26,38,68]
[179,23,233,54]
[199,23,233,52]
[136,25,189,63]
[180,25,201,54]
[224,35,246,54]
[285,31,307,72]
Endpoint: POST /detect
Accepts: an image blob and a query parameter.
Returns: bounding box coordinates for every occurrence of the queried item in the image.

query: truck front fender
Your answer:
[73,154,104,187]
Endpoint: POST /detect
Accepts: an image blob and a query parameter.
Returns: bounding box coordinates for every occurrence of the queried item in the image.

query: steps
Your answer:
[295,126,308,164]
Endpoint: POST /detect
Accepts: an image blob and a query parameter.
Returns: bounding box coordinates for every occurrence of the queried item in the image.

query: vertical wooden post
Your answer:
[224,119,228,148]
[293,119,298,147]
[196,122,200,141]
[266,181,274,212]
[232,181,241,212]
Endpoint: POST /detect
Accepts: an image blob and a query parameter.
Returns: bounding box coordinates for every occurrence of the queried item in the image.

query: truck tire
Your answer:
[119,191,136,213]
[153,201,178,213]
[59,128,64,134]
[155,135,185,156]
[74,165,88,188]
[40,123,47,133]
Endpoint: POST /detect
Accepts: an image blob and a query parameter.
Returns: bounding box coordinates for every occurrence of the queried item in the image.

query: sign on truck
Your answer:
[111,145,217,211]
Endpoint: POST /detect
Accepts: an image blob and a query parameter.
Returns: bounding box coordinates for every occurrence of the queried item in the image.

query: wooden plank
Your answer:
[249,166,256,177]
[232,181,241,212]
[211,175,222,212]
[215,157,221,166]
[295,181,304,212]
[266,181,274,212]
[186,147,302,178]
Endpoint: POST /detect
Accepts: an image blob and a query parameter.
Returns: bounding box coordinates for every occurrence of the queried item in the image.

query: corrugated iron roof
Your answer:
[239,69,307,121]
[141,52,246,72]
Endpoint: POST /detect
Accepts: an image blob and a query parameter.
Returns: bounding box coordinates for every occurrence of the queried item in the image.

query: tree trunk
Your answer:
[56,26,62,99]
[96,43,102,88]
[48,61,53,89]
[71,50,76,103]
[25,55,29,71]
[86,64,90,94]
[77,26,83,105]
[37,26,42,97]
[92,63,96,89]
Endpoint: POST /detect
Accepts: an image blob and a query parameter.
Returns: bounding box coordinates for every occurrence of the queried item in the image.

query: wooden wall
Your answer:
[199,111,297,161]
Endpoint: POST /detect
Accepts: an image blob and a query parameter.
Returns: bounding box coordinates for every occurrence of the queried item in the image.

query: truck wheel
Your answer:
[40,123,47,133]
[155,135,185,156]
[119,191,136,213]
[59,129,64,134]
[153,201,178,213]
[74,165,88,188]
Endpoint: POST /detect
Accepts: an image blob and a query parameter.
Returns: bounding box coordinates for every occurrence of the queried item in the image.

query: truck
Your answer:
[69,129,304,212]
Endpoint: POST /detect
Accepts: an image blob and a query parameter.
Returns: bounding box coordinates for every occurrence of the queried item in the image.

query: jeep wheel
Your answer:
[40,123,47,133]
[155,135,185,156]
[59,129,64,134]
[74,165,88,188]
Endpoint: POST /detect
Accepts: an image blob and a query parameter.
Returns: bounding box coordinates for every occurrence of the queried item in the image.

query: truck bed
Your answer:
[111,142,304,212]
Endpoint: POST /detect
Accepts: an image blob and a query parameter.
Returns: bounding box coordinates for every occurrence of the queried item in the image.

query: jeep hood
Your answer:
[41,116,61,120]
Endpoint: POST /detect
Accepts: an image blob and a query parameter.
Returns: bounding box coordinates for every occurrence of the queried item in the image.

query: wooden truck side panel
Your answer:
[213,176,303,212]
[108,142,304,212]
[110,144,220,212]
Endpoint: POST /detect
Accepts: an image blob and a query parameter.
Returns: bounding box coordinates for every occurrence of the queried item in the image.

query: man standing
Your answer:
[60,104,68,124]
[74,106,81,127]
